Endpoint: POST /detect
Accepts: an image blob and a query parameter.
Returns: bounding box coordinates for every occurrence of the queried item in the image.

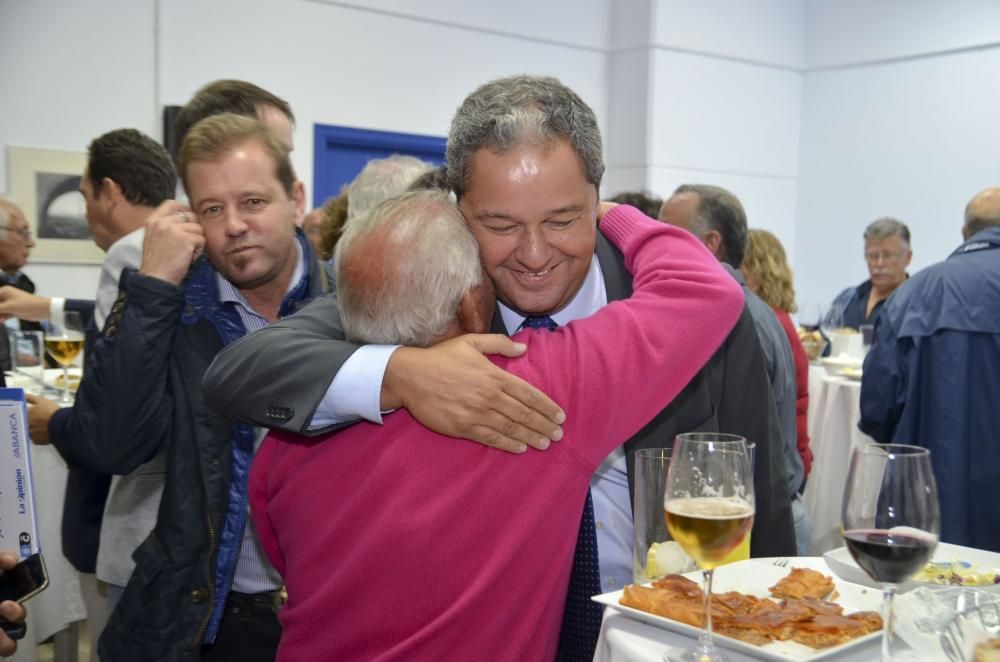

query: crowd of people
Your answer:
[0,72,995,661]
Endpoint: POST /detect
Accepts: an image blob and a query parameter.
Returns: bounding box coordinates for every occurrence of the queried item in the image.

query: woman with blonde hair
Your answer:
[742,229,813,483]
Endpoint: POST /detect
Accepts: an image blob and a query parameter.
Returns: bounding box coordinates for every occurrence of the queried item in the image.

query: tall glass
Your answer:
[8,329,45,393]
[842,444,940,661]
[663,433,755,662]
[44,311,84,404]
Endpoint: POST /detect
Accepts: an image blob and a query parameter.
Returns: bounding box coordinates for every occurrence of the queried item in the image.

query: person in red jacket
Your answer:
[742,229,813,481]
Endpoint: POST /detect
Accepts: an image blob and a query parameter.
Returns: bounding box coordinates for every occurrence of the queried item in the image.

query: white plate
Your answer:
[820,355,862,377]
[824,542,1000,594]
[593,559,882,661]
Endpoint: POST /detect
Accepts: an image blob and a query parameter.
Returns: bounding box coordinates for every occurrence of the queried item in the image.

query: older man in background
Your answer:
[344,154,434,222]
[830,217,912,329]
[0,199,42,372]
[860,187,1000,552]
[659,183,809,555]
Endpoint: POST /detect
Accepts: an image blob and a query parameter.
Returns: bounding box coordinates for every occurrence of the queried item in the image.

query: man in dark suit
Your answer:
[205,75,794,660]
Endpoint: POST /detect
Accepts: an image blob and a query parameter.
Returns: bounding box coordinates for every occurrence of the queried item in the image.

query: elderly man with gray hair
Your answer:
[830,217,912,329]
[346,154,434,222]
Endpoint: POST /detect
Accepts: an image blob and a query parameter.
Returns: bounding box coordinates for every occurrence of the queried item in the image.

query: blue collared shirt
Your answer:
[215,239,305,594]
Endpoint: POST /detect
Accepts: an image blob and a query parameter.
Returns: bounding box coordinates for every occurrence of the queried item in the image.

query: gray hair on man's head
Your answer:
[346,155,435,222]
[863,217,910,247]
[446,75,604,199]
[674,184,749,268]
[335,190,483,347]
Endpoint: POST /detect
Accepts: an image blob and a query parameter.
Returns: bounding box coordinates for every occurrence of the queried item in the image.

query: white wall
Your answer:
[0,0,157,298]
[796,1,1000,308]
[1,0,610,300]
[605,0,804,267]
[7,0,1000,316]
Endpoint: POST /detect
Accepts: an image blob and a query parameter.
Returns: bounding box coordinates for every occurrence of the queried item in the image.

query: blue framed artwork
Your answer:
[312,124,447,208]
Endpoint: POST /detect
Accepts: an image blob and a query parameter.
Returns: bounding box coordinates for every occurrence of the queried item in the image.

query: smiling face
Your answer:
[186,138,302,292]
[459,139,598,316]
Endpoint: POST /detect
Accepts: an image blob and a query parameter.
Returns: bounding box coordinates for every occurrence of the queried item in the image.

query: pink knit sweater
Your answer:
[250,205,744,661]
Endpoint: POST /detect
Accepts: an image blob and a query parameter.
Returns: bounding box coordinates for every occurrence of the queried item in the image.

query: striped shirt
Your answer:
[216,241,304,594]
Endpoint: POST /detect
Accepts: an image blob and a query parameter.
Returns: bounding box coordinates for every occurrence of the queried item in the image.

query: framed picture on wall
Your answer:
[7,146,102,264]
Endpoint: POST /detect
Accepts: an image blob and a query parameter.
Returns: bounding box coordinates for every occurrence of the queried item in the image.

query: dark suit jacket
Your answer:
[50,298,110,574]
[593,233,794,556]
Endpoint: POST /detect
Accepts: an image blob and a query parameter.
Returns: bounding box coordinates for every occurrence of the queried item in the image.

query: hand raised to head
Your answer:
[140,200,206,286]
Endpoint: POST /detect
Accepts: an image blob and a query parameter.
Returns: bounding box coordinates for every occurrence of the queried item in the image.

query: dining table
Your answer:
[593,557,915,662]
[802,364,876,555]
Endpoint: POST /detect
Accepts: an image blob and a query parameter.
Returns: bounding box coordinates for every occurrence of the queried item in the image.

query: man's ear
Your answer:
[101,177,123,204]
[292,180,306,224]
[703,229,723,259]
[456,285,492,334]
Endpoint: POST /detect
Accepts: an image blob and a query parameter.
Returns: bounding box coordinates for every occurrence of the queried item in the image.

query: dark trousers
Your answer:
[201,591,282,662]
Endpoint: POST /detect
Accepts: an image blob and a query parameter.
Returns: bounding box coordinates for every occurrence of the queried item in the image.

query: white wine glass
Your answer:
[45,311,84,404]
[663,433,755,662]
[842,444,940,661]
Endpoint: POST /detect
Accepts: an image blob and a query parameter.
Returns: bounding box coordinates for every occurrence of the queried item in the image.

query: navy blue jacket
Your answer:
[860,227,1000,551]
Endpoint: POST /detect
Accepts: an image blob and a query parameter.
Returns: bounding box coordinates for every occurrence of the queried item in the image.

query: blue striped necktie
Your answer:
[522,315,604,660]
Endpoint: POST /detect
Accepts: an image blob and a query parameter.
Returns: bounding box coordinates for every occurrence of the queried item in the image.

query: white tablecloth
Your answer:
[802,365,876,555]
[2,382,87,662]
[594,558,910,662]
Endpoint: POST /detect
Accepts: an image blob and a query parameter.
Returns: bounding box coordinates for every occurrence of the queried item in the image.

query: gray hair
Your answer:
[346,155,434,222]
[335,190,483,347]
[863,217,910,247]
[446,75,604,198]
[674,184,749,269]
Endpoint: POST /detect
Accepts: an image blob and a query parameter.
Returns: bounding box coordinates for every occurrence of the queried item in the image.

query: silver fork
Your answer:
[772,557,790,567]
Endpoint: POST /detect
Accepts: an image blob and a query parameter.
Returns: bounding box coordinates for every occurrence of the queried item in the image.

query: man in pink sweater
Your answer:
[249,191,744,661]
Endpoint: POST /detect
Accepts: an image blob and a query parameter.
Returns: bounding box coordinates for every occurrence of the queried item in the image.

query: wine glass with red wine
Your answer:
[842,444,940,661]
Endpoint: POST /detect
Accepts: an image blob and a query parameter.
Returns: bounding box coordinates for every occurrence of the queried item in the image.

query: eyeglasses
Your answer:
[864,250,907,263]
[0,226,32,241]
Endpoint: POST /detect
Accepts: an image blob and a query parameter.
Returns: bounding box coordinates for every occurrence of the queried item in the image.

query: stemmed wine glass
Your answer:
[797,302,823,331]
[842,444,940,661]
[44,311,84,404]
[663,433,755,662]
[820,302,845,337]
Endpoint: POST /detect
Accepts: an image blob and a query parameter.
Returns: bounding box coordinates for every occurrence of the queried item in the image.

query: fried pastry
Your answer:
[620,584,704,627]
[768,567,835,600]
[789,612,883,649]
[975,636,1000,662]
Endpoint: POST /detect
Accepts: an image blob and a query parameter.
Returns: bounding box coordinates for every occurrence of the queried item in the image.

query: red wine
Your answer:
[843,529,936,584]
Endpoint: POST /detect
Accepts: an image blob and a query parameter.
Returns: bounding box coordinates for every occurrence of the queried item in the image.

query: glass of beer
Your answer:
[663,433,755,662]
[45,311,84,404]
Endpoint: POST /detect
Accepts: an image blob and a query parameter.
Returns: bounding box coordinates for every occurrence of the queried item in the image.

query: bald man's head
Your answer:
[964,187,1000,240]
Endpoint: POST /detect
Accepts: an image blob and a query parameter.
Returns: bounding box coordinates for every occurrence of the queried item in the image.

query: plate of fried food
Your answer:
[593,560,883,661]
